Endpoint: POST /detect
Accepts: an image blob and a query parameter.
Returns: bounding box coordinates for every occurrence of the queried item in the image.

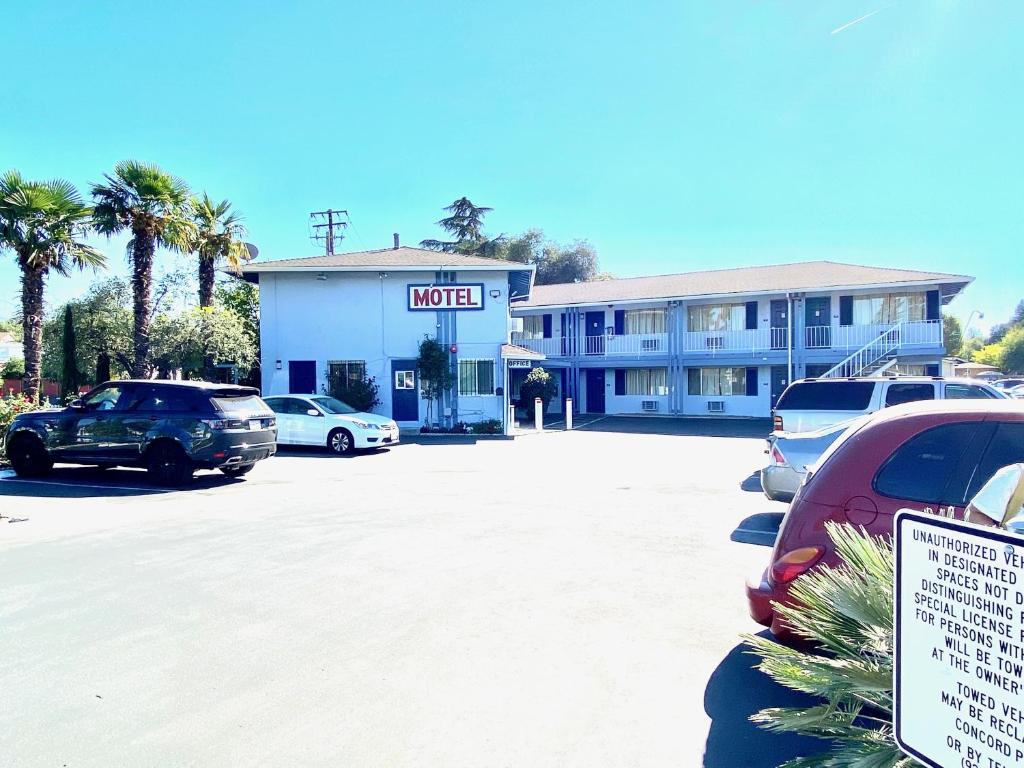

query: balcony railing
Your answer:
[511,320,941,358]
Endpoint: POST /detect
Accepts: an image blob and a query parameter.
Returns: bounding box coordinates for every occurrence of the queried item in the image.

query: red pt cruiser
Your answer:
[747,400,1024,639]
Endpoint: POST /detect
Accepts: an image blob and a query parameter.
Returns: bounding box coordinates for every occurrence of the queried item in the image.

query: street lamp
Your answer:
[964,310,985,337]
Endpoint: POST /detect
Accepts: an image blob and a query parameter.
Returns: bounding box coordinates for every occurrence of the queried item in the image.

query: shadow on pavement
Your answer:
[703,636,822,767]
[575,416,773,439]
[0,465,244,498]
[274,445,398,459]
[730,512,783,546]
[740,470,763,493]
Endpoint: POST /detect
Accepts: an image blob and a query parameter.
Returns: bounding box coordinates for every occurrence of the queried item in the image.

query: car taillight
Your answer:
[769,443,786,466]
[773,414,784,431]
[202,419,227,430]
[770,546,825,584]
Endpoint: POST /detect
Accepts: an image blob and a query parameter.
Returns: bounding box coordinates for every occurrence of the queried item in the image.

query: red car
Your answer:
[747,400,1024,638]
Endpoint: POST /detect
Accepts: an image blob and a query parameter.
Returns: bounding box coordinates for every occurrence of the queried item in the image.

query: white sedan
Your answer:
[263,394,400,454]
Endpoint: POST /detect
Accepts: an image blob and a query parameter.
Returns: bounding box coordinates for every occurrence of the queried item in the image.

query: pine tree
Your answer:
[60,305,81,398]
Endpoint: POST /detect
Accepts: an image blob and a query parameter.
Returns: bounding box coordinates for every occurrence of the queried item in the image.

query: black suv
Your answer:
[4,380,277,486]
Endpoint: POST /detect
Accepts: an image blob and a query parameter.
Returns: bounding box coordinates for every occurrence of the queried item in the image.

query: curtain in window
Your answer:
[624,309,667,335]
[328,361,366,393]
[458,360,495,395]
[687,367,746,396]
[852,293,926,324]
[522,315,545,340]
[687,304,745,332]
[626,368,668,395]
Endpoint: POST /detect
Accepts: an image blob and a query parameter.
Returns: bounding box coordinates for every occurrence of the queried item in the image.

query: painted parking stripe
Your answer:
[0,477,165,493]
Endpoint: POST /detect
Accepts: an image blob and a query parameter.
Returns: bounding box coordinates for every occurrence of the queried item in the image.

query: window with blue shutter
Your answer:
[615,369,626,396]
[542,314,552,338]
[745,367,758,396]
[745,301,758,330]
[839,296,853,326]
[614,310,625,335]
[926,290,940,321]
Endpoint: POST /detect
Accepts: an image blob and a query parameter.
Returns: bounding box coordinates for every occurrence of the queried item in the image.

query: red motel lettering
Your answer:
[409,284,482,310]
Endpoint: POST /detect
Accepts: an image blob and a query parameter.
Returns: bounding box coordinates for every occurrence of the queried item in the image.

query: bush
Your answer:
[519,367,558,411]
[470,418,503,434]
[1,358,25,379]
[744,523,902,767]
[326,373,381,413]
[0,394,47,463]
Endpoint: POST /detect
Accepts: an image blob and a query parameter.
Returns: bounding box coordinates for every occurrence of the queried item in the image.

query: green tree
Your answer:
[1,358,25,379]
[745,524,907,767]
[495,230,605,285]
[60,305,81,397]
[190,193,251,307]
[0,171,105,400]
[216,280,260,385]
[942,314,963,357]
[149,306,256,380]
[420,197,504,256]
[91,161,194,377]
[519,367,558,412]
[416,336,453,426]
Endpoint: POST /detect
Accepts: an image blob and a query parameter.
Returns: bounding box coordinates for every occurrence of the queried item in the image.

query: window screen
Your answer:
[884,383,935,407]
[458,360,495,396]
[775,382,874,411]
[874,423,979,504]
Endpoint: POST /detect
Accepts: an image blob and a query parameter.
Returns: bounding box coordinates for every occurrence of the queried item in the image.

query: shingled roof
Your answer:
[240,246,530,272]
[523,261,972,307]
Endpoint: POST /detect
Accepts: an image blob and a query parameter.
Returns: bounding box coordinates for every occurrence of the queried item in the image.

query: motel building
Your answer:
[508,261,971,418]
[241,246,971,427]
[240,243,540,431]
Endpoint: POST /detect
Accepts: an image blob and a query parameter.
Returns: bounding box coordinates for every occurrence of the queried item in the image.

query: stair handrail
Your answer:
[820,323,901,378]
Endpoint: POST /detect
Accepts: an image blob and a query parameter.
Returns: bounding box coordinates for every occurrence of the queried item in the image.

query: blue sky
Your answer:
[1,1,1020,332]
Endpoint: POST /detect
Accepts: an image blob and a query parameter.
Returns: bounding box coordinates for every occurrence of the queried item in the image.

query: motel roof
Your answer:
[521,260,972,308]
[239,246,534,274]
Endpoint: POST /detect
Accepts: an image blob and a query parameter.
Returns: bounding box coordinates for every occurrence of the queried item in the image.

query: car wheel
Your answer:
[328,428,354,455]
[146,441,193,487]
[220,464,254,478]
[8,434,53,478]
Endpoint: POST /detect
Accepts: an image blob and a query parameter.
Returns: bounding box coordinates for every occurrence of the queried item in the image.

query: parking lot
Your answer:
[0,418,819,767]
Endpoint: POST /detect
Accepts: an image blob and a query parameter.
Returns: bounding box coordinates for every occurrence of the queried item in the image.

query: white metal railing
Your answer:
[682,328,774,353]
[830,320,941,351]
[821,324,902,379]
[509,336,563,357]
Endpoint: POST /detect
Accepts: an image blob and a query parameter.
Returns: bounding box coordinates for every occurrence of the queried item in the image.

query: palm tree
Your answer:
[0,171,105,400]
[744,523,912,767]
[91,161,193,377]
[190,193,251,307]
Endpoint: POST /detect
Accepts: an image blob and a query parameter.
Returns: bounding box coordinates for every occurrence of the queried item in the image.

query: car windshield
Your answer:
[310,396,358,414]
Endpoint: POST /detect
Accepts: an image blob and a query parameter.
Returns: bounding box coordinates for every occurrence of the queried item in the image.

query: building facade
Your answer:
[509,261,971,418]
[241,246,536,430]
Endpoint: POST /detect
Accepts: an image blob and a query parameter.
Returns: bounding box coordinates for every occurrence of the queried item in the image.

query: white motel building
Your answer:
[241,243,970,428]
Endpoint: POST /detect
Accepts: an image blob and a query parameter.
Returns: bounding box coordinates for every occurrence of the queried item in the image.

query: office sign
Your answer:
[894,511,1024,768]
[407,284,484,311]
[507,359,532,369]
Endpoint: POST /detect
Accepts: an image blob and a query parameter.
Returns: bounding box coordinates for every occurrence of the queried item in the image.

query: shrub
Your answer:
[470,418,503,434]
[744,523,903,767]
[1,358,25,379]
[0,393,47,462]
[519,367,558,410]
[326,373,380,413]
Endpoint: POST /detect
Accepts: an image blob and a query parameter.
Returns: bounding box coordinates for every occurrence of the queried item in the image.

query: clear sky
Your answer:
[1,1,1020,332]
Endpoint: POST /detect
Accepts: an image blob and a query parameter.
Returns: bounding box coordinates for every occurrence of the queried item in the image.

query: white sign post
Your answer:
[534,397,543,432]
[894,511,1024,768]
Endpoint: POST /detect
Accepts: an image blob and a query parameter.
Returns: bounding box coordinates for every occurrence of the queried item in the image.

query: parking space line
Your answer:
[0,477,165,493]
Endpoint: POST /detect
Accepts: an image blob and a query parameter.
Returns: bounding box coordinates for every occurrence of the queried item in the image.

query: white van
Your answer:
[771,376,1007,433]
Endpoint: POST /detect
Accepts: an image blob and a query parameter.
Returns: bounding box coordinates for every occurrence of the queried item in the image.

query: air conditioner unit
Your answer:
[509,317,524,333]
[640,338,661,352]
[706,336,724,350]
[707,401,725,413]
[641,400,658,412]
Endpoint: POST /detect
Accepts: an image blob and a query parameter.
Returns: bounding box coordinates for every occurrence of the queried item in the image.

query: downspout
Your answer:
[787,293,794,385]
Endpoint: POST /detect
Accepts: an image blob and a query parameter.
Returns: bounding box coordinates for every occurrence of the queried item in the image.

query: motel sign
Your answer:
[407,283,485,311]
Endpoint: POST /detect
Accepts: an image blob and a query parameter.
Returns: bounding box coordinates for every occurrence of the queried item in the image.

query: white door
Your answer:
[292,402,325,445]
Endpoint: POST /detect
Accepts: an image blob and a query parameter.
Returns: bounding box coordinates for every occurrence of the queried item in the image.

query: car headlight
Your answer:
[351,420,372,429]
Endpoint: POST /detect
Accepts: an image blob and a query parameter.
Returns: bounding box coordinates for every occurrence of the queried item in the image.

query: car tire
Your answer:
[328,428,354,455]
[7,434,53,478]
[220,464,254,478]
[146,441,193,487]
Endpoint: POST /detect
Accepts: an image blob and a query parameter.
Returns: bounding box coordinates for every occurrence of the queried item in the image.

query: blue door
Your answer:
[391,359,419,422]
[585,311,605,355]
[585,369,605,414]
[288,360,316,394]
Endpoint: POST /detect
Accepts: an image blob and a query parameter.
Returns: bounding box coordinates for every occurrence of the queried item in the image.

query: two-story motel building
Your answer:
[241,246,970,427]
[509,261,971,418]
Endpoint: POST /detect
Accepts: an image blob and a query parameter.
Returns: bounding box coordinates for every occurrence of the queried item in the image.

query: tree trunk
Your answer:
[131,230,155,378]
[20,261,45,402]
[198,254,215,308]
[96,351,111,383]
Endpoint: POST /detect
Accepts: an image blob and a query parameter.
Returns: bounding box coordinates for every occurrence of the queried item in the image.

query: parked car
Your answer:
[993,378,1024,391]
[4,380,276,485]
[263,394,399,454]
[748,399,1024,639]
[771,376,1005,433]
[761,418,865,503]
[1008,384,1024,399]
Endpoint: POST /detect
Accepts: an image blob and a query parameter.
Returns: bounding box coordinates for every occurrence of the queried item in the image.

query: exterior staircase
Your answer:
[819,324,902,379]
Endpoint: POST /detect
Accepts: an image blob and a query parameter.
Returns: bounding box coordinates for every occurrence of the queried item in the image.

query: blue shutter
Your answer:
[615,369,626,396]
[745,367,758,397]
[745,301,758,330]
[926,364,940,377]
[926,290,940,321]
[614,309,625,335]
[542,314,552,338]
[839,296,853,326]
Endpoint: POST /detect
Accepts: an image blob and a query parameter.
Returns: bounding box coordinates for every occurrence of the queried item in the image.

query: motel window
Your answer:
[626,368,668,396]
[624,309,667,335]
[688,367,747,396]
[458,359,495,396]
[852,293,926,325]
[521,315,545,340]
[687,304,746,332]
[328,360,366,389]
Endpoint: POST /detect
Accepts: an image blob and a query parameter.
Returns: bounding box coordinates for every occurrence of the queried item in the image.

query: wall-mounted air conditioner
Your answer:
[641,338,661,352]
[509,317,524,333]
[706,336,724,350]
[641,400,658,412]
[707,401,725,413]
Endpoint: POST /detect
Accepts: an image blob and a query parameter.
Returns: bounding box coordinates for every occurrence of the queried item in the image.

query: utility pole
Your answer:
[309,209,349,255]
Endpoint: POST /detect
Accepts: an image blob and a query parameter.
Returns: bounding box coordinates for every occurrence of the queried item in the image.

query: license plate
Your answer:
[249,419,262,431]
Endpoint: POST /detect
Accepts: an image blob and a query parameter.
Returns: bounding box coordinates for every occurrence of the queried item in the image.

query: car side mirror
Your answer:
[965,463,1024,532]
[306,409,321,417]
[69,399,84,409]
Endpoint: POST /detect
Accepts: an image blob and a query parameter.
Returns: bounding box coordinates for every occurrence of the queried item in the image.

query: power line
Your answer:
[309,209,349,255]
